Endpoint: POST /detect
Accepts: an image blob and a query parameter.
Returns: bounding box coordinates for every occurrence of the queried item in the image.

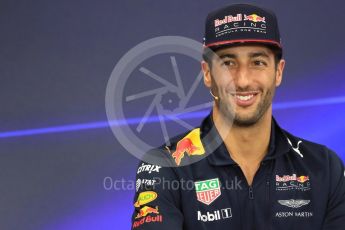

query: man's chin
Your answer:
[233,115,260,127]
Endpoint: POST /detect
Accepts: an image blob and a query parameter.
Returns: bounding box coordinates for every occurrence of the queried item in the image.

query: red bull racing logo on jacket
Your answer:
[276,174,311,191]
[171,128,205,166]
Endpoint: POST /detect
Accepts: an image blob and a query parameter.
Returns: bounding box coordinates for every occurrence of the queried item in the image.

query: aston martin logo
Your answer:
[278,199,310,208]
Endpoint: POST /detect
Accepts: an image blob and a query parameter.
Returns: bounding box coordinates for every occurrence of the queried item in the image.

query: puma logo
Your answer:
[287,138,303,158]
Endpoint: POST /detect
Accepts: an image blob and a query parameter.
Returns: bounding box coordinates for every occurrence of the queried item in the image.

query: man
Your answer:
[131,4,345,230]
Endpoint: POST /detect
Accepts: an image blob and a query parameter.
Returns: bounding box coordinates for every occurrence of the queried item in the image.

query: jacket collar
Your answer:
[200,112,291,166]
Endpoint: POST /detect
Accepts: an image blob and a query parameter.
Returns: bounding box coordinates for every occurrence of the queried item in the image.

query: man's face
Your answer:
[202,45,285,126]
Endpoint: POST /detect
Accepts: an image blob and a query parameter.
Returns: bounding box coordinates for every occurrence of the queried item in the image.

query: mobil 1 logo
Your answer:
[197,208,232,222]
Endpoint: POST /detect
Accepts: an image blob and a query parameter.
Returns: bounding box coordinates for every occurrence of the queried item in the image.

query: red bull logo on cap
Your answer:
[171,128,205,166]
[244,14,266,23]
[214,14,242,27]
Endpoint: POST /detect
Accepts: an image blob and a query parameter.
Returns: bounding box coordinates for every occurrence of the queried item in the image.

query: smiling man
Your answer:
[131,4,345,230]
[202,44,285,187]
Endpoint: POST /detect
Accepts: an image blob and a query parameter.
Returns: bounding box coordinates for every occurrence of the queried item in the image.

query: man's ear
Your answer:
[201,61,212,88]
[275,59,285,87]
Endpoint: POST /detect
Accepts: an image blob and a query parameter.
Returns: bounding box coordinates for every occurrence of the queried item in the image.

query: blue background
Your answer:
[0,0,344,229]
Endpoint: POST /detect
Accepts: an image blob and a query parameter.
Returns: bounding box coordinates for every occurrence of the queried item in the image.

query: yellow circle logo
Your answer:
[134,191,158,207]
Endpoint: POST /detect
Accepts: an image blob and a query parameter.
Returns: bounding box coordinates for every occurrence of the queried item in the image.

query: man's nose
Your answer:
[234,66,250,88]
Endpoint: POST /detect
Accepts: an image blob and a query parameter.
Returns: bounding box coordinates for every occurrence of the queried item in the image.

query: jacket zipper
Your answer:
[249,186,254,199]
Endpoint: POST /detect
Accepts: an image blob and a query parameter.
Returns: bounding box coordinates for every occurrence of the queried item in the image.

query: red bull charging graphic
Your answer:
[135,206,159,219]
[171,128,205,166]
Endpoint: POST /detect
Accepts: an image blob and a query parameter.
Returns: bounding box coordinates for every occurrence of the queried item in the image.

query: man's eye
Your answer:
[222,60,235,66]
[253,60,267,66]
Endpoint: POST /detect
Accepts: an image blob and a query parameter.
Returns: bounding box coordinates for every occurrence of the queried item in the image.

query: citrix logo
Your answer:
[197,208,232,222]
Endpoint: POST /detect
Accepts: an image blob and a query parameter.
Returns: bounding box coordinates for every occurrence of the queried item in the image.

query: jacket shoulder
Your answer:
[161,127,207,167]
[282,130,342,166]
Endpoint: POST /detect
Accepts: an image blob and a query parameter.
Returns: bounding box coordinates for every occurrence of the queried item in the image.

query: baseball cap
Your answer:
[203,4,282,50]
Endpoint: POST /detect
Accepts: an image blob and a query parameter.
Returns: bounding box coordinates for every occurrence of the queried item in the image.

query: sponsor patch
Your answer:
[287,138,303,158]
[136,179,156,192]
[275,211,313,218]
[213,13,267,37]
[134,191,158,208]
[195,178,221,205]
[198,208,232,222]
[171,128,205,166]
[137,163,161,174]
[278,199,310,208]
[132,214,163,228]
[244,14,266,23]
[276,174,311,191]
[135,206,159,219]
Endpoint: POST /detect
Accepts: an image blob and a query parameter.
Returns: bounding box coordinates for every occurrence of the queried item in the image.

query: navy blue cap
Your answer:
[204,4,282,50]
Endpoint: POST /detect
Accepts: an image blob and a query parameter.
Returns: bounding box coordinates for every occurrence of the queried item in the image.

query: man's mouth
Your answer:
[231,92,259,106]
[235,94,254,101]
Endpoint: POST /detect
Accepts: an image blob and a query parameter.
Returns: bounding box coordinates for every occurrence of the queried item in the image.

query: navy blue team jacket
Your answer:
[131,114,345,230]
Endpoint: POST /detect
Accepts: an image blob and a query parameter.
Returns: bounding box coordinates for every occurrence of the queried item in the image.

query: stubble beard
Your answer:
[212,76,276,127]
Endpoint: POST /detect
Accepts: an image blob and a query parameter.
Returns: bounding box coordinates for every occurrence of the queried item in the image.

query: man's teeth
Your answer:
[235,94,254,101]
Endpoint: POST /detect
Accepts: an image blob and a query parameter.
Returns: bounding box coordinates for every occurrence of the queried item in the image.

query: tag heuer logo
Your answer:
[195,178,221,205]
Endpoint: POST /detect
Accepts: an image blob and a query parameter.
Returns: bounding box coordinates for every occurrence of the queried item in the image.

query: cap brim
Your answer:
[205,39,282,50]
